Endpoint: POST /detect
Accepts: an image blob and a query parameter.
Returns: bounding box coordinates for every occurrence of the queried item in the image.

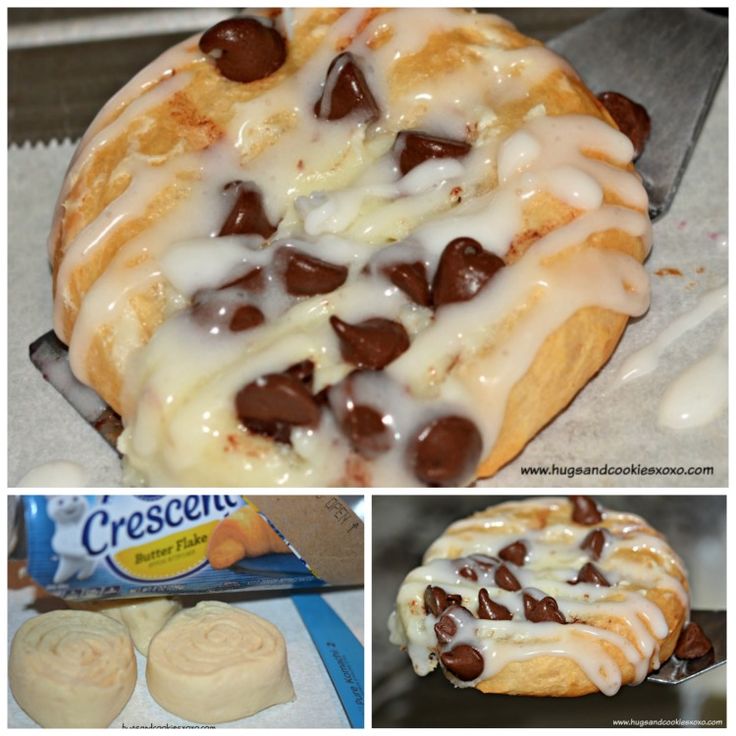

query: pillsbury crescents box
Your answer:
[22,494,363,600]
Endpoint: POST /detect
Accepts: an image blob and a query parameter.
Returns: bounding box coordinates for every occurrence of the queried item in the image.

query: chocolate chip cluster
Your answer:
[192,176,494,484]
[190,17,516,485]
[191,17,655,486]
[424,496,617,681]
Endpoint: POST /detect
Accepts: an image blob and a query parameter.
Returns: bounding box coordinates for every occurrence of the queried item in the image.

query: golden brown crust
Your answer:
[478,303,628,477]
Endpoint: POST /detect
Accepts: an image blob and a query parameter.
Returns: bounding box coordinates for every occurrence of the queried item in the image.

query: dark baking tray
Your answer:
[372,496,726,727]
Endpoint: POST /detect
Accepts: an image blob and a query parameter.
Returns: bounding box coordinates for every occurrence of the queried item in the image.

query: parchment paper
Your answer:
[7,77,728,487]
[7,586,362,728]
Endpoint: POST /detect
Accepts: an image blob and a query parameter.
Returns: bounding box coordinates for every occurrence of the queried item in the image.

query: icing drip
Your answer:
[617,283,727,431]
[658,327,728,429]
[618,284,727,383]
[52,9,652,486]
[48,35,203,260]
[17,461,89,488]
[390,498,688,696]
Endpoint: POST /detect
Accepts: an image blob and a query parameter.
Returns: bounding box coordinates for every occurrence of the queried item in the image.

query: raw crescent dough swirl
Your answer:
[9,610,136,727]
[389,498,689,697]
[147,601,295,723]
[69,596,182,655]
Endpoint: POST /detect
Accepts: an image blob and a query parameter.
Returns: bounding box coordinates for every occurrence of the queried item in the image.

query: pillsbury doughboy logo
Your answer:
[47,495,97,584]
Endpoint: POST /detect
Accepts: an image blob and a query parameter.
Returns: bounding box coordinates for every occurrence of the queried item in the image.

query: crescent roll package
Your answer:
[21,494,363,600]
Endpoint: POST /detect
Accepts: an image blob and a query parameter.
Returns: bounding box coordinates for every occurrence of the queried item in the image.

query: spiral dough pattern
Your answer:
[147,601,295,723]
[9,610,136,727]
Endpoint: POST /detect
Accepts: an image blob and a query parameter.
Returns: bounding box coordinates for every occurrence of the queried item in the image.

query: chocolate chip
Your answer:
[278,248,348,296]
[328,370,393,457]
[330,316,409,370]
[235,372,320,441]
[597,91,651,159]
[219,181,277,239]
[242,419,291,444]
[409,415,482,487]
[477,588,512,621]
[433,610,457,645]
[284,359,315,390]
[342,403,392,458]
[675,622,713,659]
[570,562,610,587]
[424,585,461,617]
[313,386,331,407]
[191,292,261,334]
[382,261,431,307]
[570,496,602,525]
[393,130,471,176]
[432,237,504,308]
[523,593,566,624]
[220,267,265,293]
[499,541,527,567]
[314,52,380,123]
[229,304,265,332]
[190,293,227,330]
[459,565,478,581]
[434,620,454,645]
[469,554,499,570]
[200,18,287,84]
[440,645,484,681]
[494,564,521,592]
[433,604,469,644]
[580,529,606,561]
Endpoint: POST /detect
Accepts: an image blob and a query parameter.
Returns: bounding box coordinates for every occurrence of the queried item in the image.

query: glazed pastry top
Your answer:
[51,9,651,486]
[389,497,688,695]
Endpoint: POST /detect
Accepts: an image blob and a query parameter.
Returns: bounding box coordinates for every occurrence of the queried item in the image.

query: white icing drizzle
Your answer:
[17,461,89,488]
[658,327,728,429]
[618,284,727,383]
[52,9,652,486]
[48,35,204,260]
[390,498,688,696]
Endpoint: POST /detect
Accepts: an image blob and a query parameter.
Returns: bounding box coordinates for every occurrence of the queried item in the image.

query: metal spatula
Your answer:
[646,609,726,685]
[549,8,728,221]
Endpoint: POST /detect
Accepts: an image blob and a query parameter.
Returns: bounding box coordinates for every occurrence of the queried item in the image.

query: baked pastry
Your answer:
[68,596,182,655]
[9,609,136,727]
[146,600,295,723]
[389,497,689,696]
[207,505,289,569]
[50,8,651,486]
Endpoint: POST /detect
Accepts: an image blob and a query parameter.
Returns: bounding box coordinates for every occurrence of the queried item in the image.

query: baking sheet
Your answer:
[372,495,726,727]
[7,585,363,728]
[6,16,728,487]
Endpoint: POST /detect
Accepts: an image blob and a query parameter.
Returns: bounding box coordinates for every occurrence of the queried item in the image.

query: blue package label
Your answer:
[24,495,324,599]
